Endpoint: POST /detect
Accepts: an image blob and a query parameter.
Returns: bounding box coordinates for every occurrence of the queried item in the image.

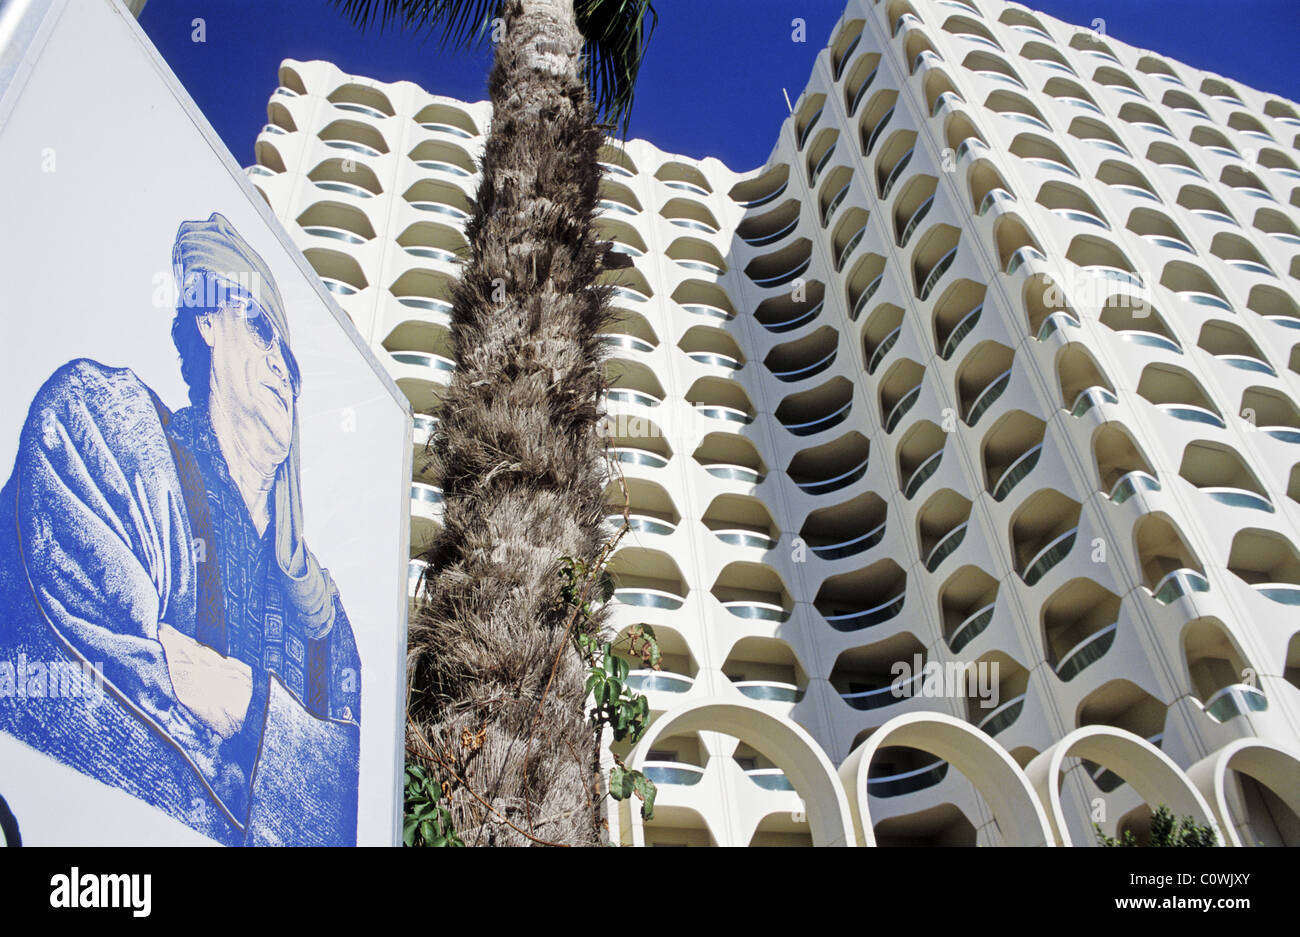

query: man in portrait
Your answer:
[0,212,361,845]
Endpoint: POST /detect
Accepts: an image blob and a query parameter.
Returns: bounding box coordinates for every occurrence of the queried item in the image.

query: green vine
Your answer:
[1094,804,1217,847]
[403,763,464,847]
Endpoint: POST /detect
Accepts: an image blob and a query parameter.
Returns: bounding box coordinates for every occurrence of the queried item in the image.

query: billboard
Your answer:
[0,0,410,846]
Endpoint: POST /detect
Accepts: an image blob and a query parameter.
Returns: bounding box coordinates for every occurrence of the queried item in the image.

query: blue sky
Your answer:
[141,0,1300,172]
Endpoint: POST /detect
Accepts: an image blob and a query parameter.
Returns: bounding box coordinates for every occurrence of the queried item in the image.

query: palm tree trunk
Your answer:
[410,0,613,847]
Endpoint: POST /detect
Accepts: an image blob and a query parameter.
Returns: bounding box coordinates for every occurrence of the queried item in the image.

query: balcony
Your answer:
[823,184,850,226]
[1203,684,1268,723]
[642,760,704,786]
[850,275,884,322]
[391,350,455,373]
[687,351,741,370]
[744,215,800,248]
[976,692,1026,737]
[810,522,886,561]
[879,149,915,200]
[903,449,943,499]
[733,680,803,703]
[797,106,824,150]
[867,327,902,375]
[1071,386,1118,417]
[841,672,922,711]
[770,349,837,384]
[1214,353,1276,376]
[864,107,896,156]
[1150,567,1210,605]
[823,593,904,632]
[991,444,1042,501]
[1005,246,1044,275]
[745,768,795,792]
[607,388,661,408]
[411,482,444,508]
[703,463,764,484]
[918,247,958,300]
[1118,330,1182,354]
[1155,402,1225,429]
[1109,470,1160,504]
[783,400,851,437]
[836,225,867,271]
[1054,622,1118,681]
[396,296,453,315]
[963,369,1011,426]
[1020,527,1077,586]
[940,304,983,360]
[722,601,791,623]
[627,670,694,694]
[884,385,922,433]
[713,529,778,550]
[414,159,472,178]
[419,121,474,139]
[613,587,683,611]
[947,603,994,653]
[868,761,948,798]
[314,179,376,199]
[608,513,677,537]
[899,196,934,247]
[598,198,638,217]
[694,404,753,424]
[1200,487,1273,512]
[848,67,879,115]
[681,303,731,322]
[409,200,469,220]
[924,523,968,573]
[1252,583,1300,605]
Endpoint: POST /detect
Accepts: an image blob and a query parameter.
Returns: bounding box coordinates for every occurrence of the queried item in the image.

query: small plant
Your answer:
[403,763,463,847]
[1094,804,1217,847]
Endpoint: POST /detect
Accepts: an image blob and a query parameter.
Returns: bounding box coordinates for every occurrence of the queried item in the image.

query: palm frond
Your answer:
[330,0,656,132]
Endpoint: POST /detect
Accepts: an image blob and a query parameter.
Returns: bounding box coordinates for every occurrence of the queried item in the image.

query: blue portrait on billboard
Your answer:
[0,212,361,845]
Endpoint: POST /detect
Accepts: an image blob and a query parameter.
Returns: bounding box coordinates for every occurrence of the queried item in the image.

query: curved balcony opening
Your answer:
[296,201,377,246]
[308,158,382,198]
[595,143,637,179]
[734,743,798,795]
[844,253,887,323]
[962,154,1009,217]
[604,477,681,541]
[595,219,649,262]
[679,325,743,370]
[899,421,946,500]
[986,89,1048,131]
[1092,424,1158,501]
[1057,345,1116,414]
[917,489,972,574]
[1248,283,1300,329]
[600,309,659,355]
[1037,179,1106,225]
[1078,680,1167,752]
[831,208,870,272]
[754,281,825,333]
[712,563,793,624]
[305,247,368,297]
[666,236,727,277]
[983,410,1046,502]
[396,221,468,267]
[635,734,708,789]
[1093,160,1158,204]
[878,358,925,433]
[939,566,998,653]
[1163,87,1208,117]
[1011,489,1081,586]
[745,238,812,289]
[413,102,479,138]
[1019,273,1078,339]
[787,431,870,498]
[845,53,883,115]
[1127,208,1193,254]
[615,623,697,696]
[806,129,840,186]
[1010,132,1076,177]
[1043,579,1120,681]
[606,418,672,472]
[831,18,865,79]
[738,199,801,247]
[1241,385,1300,441]
[1134,514,1206,602]
[816,560,906,633]
[875,131,919,201]
[1176,183,1236,223]
[1100,301,1178,352]
[655,160,712,195]
[729,164,790,209]
[1220,164,1273,201]
[661,197,720,234]
[1190,125,1239,160]
[407,139,475,178]
[388,267,456,319]
[722,637,807,703]
[862,304,904,375]
[766,326,838,384]
[858,90,899,156]
[383,318,453,375]
[929,280,985,360]
[702,494,778,552]
[607,548,688,611]
[671,280,736,323]
[1211,232,1273,277]
[403,179,472,219]
[965,651,1029,738]
[1179,441,1271,511]
[1065,235,1141,288]
[686,377,755,426]
[894,177,938,248]
[776,376,853,437]
[794,93,826,151]
[606,359,665,409]
[833,633,929,714]
[1182,617,1261,725]
[1254,206,1300,246]
[818,169,853,228]
[866,745,948,799]
[598,179,643,217]
[875,802,977,846]
[1136,363,1223,426]
[955,341,1013,426]
[801,491,886,561]
[912,225,961,300]
[694,433,767,485]
[1228,529,1300,606]
[317,119,388,159]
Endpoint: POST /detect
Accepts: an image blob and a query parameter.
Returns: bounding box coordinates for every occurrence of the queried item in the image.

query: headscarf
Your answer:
[172,212,336,636]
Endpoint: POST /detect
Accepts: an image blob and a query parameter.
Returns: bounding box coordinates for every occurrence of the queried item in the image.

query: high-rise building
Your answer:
[247,0,1300,847]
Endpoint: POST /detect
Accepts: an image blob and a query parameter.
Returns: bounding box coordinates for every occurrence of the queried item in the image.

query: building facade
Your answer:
[248,0,1300,846]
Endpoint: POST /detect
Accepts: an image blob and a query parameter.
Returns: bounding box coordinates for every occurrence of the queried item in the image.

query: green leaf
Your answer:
[609,764,631,800]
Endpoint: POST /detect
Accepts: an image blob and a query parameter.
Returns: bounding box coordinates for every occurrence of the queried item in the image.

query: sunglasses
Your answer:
[218,295,302,398]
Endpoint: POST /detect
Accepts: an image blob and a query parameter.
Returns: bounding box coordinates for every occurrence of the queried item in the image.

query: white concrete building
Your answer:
[248,0,1300,846]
